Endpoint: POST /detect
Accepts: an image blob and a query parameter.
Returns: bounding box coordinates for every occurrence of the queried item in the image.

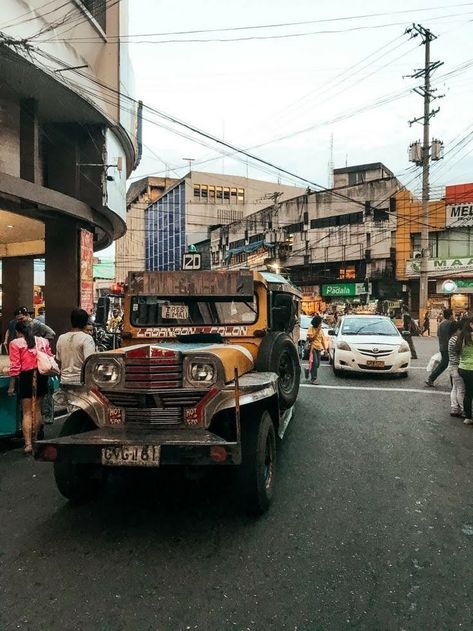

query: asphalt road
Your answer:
[1,337,473,630]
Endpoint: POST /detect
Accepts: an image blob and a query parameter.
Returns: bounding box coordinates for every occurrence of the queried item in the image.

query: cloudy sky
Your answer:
[126,0,473,192]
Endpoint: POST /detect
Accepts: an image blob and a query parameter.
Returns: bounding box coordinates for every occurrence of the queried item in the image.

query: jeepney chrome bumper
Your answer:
[34,427,241,466]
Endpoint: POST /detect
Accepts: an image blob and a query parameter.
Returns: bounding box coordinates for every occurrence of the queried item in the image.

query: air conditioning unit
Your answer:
[413,250,422,259]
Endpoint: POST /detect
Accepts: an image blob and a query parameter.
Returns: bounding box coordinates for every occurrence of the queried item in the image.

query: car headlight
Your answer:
[92,359,122,386]
[337,341,351,351]
[399,342,410,353]
[189,362,216,383]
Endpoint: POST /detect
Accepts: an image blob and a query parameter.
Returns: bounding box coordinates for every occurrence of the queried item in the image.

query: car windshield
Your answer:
[300,315,312,329]
[341,317,399,336]
[131,295,258,326]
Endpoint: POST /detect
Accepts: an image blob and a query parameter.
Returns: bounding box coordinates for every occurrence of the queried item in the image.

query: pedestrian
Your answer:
[456,318,473,426]
[36,307,46,324]
[401,304,418,360]
[422,310,430,336]
[306,314,328,385]
[447,320,465,418]
[56,309,96,385]
[7,320,54,454]
[426,308,454,386]
[3,307,29,348]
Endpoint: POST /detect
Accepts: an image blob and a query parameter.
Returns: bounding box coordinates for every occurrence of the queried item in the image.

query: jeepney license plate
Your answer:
[367,360,385,368]
[162,304,189,320]
[101,445,161,467]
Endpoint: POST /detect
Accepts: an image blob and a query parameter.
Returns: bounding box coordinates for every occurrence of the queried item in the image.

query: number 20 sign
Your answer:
[182,253,202,270]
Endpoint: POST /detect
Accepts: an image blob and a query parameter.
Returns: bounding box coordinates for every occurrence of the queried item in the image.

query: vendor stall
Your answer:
[0,356,21,438]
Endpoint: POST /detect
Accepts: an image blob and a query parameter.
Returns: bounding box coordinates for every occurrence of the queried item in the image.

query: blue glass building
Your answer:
[145,181,186,271]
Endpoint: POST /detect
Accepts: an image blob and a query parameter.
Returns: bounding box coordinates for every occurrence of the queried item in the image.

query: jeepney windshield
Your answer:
[131,295,258,327]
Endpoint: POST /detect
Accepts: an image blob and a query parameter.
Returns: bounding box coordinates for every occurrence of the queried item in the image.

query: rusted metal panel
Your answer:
[128,270,254,297]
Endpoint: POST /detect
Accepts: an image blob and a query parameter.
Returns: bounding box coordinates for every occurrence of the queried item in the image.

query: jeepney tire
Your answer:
[53,412,103,504]
[239,410,276,515]
[255,332,300,410]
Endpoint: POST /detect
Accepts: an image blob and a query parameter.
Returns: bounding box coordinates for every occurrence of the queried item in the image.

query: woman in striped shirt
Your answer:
[447,320,464,418]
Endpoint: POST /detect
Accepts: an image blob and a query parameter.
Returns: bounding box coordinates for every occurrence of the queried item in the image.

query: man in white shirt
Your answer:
[56,309,96,385]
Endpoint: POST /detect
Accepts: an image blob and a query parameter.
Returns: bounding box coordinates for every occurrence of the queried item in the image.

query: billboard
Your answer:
[80,229,94,314]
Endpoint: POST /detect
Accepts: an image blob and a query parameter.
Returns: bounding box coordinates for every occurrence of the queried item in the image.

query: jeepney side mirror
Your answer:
[328,329,336,336]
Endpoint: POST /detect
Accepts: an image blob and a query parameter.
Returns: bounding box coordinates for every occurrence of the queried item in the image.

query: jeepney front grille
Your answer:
[124,356,183,389]
[105,390,207,427]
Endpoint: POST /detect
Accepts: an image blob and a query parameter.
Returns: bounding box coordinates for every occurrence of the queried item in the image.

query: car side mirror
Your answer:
[328,329,335,336]
[401,330,410,338]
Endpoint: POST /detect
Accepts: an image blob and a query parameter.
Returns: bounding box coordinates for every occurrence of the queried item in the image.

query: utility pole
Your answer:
[407,24,443,317]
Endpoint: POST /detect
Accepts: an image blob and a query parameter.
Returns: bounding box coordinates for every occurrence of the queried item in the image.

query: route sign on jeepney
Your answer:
[128,270,254,298]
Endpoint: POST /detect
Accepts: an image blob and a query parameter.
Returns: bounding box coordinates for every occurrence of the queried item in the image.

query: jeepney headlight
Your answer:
[92,359,122,386]
[190,362,216,383]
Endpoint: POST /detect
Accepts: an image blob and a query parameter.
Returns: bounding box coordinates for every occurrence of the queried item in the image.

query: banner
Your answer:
[80,229,94,314]
[446,203,473,228]
[406,256,473,277]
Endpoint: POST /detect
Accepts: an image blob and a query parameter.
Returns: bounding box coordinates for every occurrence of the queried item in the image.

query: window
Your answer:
[208,185,215,201]
[223,187,230,201]
[348,171,365,186]
[194,185,201,198]
[231,188,238,202]
[200,185,208,200]
[310,212,363,229]
[77,0,106,31]
[216,186,223,200]
[238,188,245,202]
[339,266,356,280]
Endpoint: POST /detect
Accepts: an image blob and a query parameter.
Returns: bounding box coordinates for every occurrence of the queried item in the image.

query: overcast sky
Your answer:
[100,0,473,254]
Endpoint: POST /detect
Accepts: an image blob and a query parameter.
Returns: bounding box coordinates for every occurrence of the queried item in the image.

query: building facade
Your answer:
[144,171,304,272]
[115,176,179,282]
[396,182,473,316]
[0,0,139,335]
[211,163,402,307]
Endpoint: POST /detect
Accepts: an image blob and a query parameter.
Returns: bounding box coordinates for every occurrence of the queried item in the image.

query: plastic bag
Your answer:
[426,352,441,373]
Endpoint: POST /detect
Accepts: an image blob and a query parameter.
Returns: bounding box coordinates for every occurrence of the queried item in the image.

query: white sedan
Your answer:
[328,315,411,377]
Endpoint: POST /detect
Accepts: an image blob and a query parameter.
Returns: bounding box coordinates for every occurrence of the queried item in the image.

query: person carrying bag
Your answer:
[306,315,328,385]
[8,321,55,455]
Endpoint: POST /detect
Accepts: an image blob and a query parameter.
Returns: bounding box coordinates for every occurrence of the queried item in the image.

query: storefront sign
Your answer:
[321,283,370,297]
[446,203,473,228]
[80,229,94,315]
[437,278,473,294]
[406,257,473,277]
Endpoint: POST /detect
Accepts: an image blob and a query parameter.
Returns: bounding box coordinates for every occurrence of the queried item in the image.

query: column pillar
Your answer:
[44,218,80,337]
[2,257,34,335]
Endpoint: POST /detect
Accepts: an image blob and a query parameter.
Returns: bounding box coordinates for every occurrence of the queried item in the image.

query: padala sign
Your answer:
[446,203,473,228]
[406,257,473,277]
[322,283,370,297]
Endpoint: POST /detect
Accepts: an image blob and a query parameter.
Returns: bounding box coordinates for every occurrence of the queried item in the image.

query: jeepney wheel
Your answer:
[255,332,300,410]
[54,412,103,503]
[239,410,276,515]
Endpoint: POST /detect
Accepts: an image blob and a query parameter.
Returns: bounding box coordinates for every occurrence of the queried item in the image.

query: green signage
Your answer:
[455,279,473,289]
[322,283,356,297]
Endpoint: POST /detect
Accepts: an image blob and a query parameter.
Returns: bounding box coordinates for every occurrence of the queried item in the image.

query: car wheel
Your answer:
[53,412,104,503]
[238,410,276,515]
[332,353,343,377]
[256,332,300,410]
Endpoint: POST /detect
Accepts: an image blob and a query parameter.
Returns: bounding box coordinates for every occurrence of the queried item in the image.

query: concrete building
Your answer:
[211,163,402,305]
[115,176,179,282]
[144,171,304,271]
[396,182,473,317]
[0,0,139,336]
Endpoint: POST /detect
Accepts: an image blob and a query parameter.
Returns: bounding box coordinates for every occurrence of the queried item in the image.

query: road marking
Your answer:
[299,384,450,395]
[306,364,429,370]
